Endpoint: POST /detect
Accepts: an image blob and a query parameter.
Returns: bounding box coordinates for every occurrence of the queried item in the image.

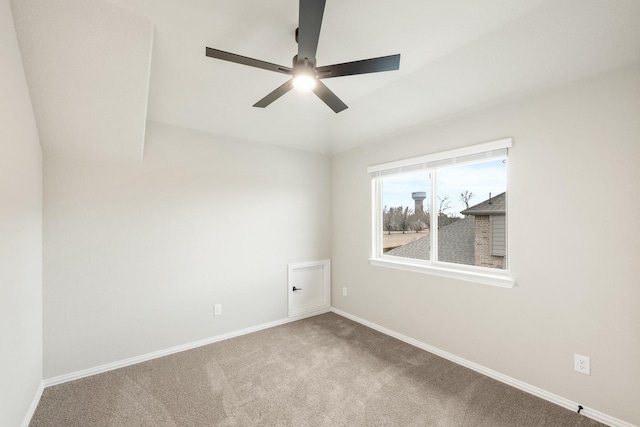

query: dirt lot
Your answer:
[383,230,428,251]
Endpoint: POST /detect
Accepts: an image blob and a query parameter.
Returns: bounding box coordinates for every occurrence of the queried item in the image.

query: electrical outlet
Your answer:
[574,354,590,375]
[342,287,348,297]
[214,304,222,316]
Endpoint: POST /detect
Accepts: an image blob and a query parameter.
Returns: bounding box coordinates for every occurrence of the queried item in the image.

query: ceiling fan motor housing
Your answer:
[293,55,316,75]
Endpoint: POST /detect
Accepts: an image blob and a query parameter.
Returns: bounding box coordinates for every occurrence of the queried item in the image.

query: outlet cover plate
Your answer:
[574,354,590,375]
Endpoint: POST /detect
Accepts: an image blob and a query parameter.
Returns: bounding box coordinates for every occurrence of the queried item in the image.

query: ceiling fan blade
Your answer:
[297,0,326,62]
[316,54,400,79]
[253,80,294,108]
[205,47,292,75]
[312,80,348,113]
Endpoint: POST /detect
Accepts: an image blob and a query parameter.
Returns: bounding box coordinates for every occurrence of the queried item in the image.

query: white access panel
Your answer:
[288,260,330,318]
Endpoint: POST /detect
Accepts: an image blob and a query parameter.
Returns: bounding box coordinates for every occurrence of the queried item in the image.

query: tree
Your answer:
[410,218,427,232]
[383,206,410,234]
[437,196,464,228]
[398,206,413,234]
[460,190,474,210]
[409,207,429,232]
[438,196,452,215]
[383,206,393,235]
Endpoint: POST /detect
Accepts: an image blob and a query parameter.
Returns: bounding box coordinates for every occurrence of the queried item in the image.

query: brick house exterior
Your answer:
[461,192,506,269]
[472,215,504,269]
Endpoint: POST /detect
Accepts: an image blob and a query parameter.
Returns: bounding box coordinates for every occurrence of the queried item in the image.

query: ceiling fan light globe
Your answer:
[292,74,316,92]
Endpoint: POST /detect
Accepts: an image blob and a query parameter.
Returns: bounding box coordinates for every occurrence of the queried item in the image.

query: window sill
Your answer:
[368,257,515,288]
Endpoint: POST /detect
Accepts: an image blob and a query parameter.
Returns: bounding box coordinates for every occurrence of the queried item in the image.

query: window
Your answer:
[369,139,514,287]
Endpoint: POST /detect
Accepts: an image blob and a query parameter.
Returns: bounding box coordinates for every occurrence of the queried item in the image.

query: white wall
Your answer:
[331,63,640,426]
[0,0,43,425]
[43,122,331,378]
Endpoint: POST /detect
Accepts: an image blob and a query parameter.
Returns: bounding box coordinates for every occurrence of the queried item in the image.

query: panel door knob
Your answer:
[292,286,302,292]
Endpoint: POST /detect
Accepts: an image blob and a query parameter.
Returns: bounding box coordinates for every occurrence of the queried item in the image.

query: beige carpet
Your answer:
[31,313,604,426]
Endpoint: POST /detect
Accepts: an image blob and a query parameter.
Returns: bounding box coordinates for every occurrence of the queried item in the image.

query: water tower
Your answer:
[412,192,426,214]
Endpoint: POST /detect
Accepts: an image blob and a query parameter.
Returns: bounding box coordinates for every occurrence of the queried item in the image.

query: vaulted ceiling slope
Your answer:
[11,0,640,160]
[12,0,153,164]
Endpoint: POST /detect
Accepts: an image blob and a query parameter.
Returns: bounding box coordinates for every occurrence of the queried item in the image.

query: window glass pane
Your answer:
[436,158,507,269]
[381,171,430,259]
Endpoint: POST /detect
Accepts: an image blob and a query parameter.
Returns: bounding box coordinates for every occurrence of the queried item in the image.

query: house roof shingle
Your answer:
[460,192,506,216]
[386,216,475,266]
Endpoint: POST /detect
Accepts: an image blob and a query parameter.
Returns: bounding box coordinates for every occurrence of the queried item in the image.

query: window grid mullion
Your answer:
[372,178,381,258]
[430,171,438,263]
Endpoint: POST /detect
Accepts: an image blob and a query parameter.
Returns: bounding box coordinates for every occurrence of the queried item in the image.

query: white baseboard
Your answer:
[287,307,331,321]
[330,308,635,427]
[44,310,328,387]
[37,307,634,427]
[20,380,44,427]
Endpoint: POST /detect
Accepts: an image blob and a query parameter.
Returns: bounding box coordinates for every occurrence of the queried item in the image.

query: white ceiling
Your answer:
[11,0,640,161]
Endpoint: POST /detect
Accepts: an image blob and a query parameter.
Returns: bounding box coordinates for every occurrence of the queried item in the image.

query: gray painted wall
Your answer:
[331,63,640,426]
[43,122,331,377]
[0,0,43,425]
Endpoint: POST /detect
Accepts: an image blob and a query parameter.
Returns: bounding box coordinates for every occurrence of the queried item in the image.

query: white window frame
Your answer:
[368,138,515,288]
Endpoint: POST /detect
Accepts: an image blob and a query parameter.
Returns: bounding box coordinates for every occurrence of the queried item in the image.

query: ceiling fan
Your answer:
[205,0,400,113]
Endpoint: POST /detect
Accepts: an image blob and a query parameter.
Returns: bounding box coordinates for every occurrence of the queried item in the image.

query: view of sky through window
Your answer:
[382,159,506,217]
